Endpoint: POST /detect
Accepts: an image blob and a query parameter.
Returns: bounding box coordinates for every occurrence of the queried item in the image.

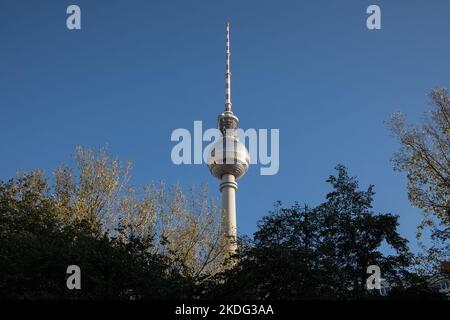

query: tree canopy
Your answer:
[204,165,443,299]
[0,149,445,299]
[389,88,450,270]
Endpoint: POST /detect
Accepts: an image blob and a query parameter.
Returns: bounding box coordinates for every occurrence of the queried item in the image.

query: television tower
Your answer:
[208,21,250,257]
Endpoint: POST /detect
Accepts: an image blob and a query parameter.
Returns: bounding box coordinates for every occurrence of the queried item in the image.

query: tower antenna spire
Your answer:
[225,20,232,111]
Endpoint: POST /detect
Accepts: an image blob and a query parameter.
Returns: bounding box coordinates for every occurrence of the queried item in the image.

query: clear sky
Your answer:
[1,0,449,252]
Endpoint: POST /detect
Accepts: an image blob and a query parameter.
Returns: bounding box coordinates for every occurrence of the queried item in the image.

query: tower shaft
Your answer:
[220,174,238,254]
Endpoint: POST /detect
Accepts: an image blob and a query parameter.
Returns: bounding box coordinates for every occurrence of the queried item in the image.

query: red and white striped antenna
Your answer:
[225,19,232,112]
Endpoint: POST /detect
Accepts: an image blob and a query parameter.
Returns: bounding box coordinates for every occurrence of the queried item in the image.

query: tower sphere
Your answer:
[207,135,250,180]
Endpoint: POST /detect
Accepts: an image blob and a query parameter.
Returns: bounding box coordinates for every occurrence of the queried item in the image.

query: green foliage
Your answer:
[0,154,443,299]
[204,165,444,300]
[0,172,193,299]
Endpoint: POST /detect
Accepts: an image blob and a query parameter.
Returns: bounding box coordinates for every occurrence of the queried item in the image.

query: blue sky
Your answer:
[1,0,449,252]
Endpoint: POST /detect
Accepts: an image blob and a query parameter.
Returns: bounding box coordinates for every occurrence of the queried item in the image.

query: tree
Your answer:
[0,146,228,299]
[0,172,193,299]
[389,88,450,267]
[314,165,411,298]
[205,165,442,299]
[54,146,226,278]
